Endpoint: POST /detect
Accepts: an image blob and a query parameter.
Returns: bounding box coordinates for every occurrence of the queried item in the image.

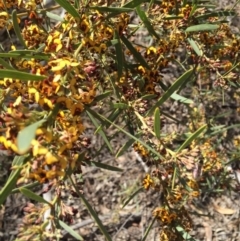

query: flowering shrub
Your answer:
[0,0,239,240]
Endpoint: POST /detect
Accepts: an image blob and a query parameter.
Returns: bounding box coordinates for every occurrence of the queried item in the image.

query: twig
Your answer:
[113,213,134,240]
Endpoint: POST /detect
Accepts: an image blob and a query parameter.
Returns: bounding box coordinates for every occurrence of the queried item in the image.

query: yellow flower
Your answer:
[31,139,49,156]
[45,152,58,165]
[39,97,53,109]
[153,207,176,225]
[143,174,154,190]
[45,31,63,52]
[46,170,64,180]
[79,18,90,33]
[146,46,157,55]
[49,58,79,72]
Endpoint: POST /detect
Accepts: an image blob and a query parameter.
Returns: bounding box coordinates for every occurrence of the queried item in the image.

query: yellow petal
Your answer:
[35,92,40,103]
[13,96,22,107]
[45,152,58,165]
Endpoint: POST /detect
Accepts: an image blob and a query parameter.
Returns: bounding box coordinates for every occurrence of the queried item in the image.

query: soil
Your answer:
[0,1,240,241]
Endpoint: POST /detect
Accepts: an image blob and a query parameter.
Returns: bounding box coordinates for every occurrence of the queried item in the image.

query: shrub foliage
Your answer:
[0,0,239,240]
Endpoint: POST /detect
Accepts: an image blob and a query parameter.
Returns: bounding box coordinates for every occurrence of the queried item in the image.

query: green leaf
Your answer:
[141,217,156,241]
[12,10,28,48]
[171,92,194,104]
[93,91,112,103]
[116,132,141,158]
[106,0,148,18]
[209,123,240,136]
[136,6,159,39]
[0,69,46,81]
[1,51,50,60]
[187,38,202,56]
[123,0,149,8]
[176,225,199,241]
[20,187,51,205]
[141,94,157,100]
[84,160,123,172]
[148,68,194,114]
[69,177,112,241]
[106,108,123,128]
[120,35,149,69]
[154,108,161,139]
[110,39,119,45]
[17,119,46,154]
[46,11,64,22]
[0,58,15,70]
[122,187,143,208]
[185,24,219,32]
[59,220,84,240]
[114,31,124,78]
[86,111,113,154]
[110,102,129,109]
[54,0,80,18]
[177,124,207,153]
[86,108,164,160]
[107,108,121,121]
[0,156,26,206]
[195,11,235,20]
[90,6,132,13]
[11,181,39,194]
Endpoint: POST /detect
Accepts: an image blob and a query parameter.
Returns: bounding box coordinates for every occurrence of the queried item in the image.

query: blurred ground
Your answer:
[0,1,240,241]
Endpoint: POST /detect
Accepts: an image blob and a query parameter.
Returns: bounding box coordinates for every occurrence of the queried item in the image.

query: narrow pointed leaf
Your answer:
[17,119,46,154]
[141,217,156,241]
[122,187,143,208]
[86,111,113,154]
[107,0,148,18]
[195,11,235,19]
[54,0,80,18]
[0,58,15,70]
[106,108,123,128]
[110,102,129,109]
[154,108,161,139]
[12,10,28,48]
[94,91,112,102]
[12,181,39,194]
[59,220,84,240]
[0,70,46,81]
[116,132,141,158]
[84,160,123,172]
[123,0,149,8]
[185,24,219,32]
[148,68,194,114]
[46,11,64,22]
[1,51,50,60]
[141,94,157,100]
[187,38,202,56]
[69,177,112,241]
[20,187,51,205]
[136,6,159,39]
[121,35,149,69]
[90,6,132,13]
[177,124,207,153]
[209,123,240,136]
[171,92,194,104]
[0,156,26,205]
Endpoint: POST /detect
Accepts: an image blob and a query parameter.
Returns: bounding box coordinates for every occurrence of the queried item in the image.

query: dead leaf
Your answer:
[213,204,236,215]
